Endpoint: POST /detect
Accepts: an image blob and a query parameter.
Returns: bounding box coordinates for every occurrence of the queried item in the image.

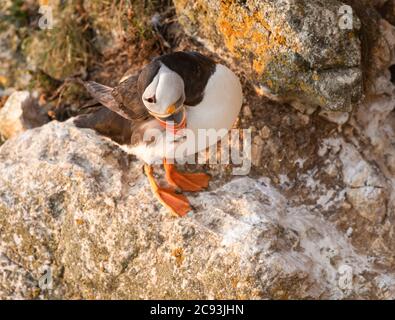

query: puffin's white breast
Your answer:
[184,63,243,155]
[187,64,243,134]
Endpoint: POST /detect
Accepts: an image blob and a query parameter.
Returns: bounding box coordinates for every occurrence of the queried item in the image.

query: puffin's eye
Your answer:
[145,96,156,103]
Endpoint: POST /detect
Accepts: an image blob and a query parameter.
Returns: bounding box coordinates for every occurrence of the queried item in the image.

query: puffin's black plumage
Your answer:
[139,52,216,106]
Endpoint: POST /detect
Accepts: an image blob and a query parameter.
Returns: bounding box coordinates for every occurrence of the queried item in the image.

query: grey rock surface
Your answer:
[0,121,394,299]
[174,0,363,111]
[0,91,49,139]
[0,91,30,139]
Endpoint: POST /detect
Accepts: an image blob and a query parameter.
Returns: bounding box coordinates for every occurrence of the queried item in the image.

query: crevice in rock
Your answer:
[390,64,395,83]
[346,185,385,189]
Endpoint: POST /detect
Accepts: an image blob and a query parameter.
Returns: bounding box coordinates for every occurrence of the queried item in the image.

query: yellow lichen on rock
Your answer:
[174,0,363,111]
[216,1,283,75]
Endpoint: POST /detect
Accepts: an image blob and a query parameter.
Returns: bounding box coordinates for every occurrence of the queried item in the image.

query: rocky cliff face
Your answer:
[0,121,394,299]
[1,0,395,299]
[174,0,363,111]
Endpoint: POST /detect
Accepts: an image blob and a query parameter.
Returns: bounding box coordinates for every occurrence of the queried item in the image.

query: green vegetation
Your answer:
[1,0,32,29]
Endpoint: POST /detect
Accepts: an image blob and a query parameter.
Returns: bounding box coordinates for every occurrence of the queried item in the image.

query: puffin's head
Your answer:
[138,62,185,118]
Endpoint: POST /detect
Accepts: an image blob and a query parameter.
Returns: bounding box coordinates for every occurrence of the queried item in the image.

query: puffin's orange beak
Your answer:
[166,104,177,115]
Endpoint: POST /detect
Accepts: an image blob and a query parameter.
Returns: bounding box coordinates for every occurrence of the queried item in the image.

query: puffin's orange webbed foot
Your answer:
[144,164,191,217]
[163,159,211,192]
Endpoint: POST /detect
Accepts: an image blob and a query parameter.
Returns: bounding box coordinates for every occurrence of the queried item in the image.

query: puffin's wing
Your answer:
[82,81,145,121]
[112,74,148,120]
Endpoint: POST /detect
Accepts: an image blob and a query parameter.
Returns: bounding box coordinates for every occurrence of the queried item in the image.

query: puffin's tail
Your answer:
[74,107,133,144]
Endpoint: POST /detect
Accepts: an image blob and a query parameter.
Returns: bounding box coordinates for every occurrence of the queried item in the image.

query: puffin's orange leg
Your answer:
[144,164,191,217]
[163,159,211,192]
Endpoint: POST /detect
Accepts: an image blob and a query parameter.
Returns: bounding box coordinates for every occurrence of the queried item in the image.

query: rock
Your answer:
[346,186,387,223]
[369,19,395,78]
[0,91,49,139]
[0,91,30,139]
[319,110,350,126]
[242,105,253,118]
[1,120,395,299]
[174,0,363,111]
[251,135,264,167]
[319,138,388,223]
[260,126,271,139]
[350,15,395,224]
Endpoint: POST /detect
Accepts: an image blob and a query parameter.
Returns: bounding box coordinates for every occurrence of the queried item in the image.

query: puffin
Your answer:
[75,51,243,217]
